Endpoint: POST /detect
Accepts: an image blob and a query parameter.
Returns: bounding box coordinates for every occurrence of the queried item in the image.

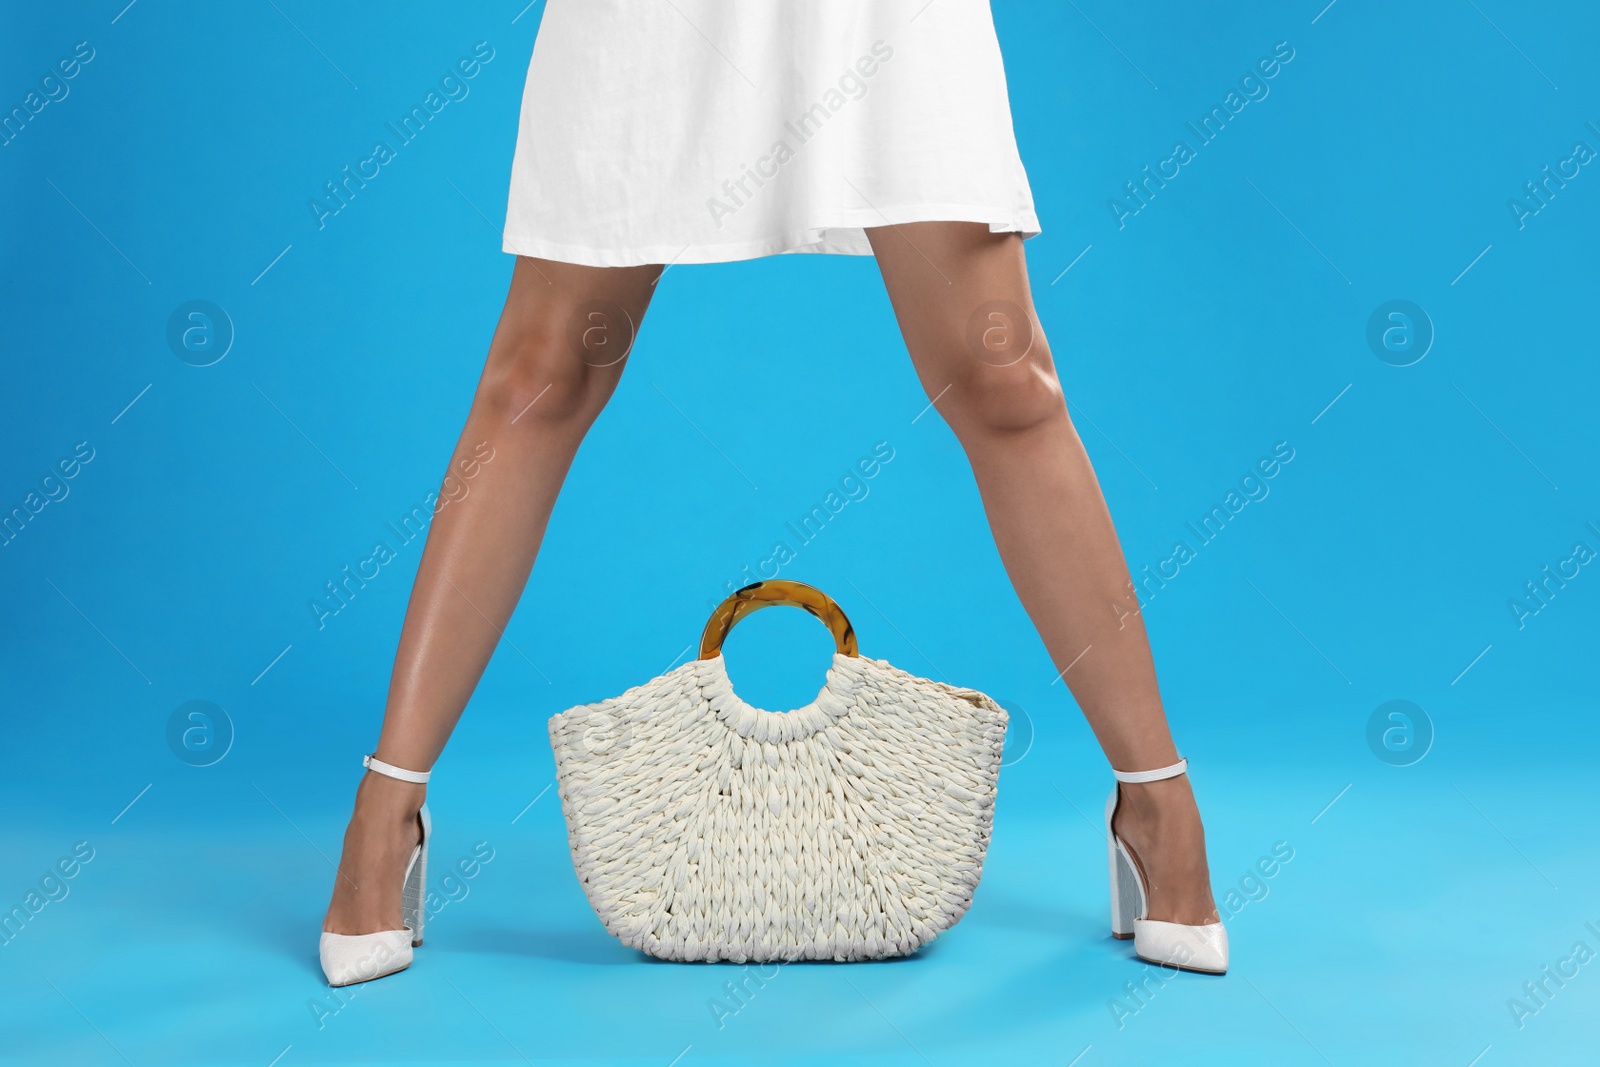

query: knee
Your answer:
[929,343,1067,436]
[478,322,625,428]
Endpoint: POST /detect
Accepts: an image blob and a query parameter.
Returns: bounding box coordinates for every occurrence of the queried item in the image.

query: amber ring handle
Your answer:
[698,580,859,660]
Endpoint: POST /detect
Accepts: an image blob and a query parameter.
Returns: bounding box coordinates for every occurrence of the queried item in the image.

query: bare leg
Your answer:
[323,256,662,936]
[866,222,1218,927]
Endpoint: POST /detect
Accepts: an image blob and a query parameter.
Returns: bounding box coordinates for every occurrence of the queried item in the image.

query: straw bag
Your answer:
[548,580,1008,963]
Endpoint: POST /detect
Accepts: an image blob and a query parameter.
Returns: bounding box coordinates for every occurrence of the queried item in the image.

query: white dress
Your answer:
[502,0,1039,267]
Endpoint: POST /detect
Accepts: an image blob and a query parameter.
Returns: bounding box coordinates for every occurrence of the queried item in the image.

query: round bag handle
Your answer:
[698,580,859,660]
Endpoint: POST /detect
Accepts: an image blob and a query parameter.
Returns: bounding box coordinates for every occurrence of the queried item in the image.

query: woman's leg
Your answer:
[866,221,1218,927]
[323,255,662,936]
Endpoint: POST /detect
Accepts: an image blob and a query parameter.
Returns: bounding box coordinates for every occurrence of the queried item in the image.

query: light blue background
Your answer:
[3,1,1598,1064]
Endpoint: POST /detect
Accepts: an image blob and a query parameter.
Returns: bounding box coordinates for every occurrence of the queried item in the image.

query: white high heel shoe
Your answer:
[319,754,431,987]
[1106,757,1228,975]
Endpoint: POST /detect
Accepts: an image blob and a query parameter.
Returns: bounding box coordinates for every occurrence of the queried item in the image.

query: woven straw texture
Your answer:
[549,653,1007,962]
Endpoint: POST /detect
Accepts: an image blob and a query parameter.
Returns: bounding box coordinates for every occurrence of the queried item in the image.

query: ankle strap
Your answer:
[1113,757,1187,784]
[364,753,430,784]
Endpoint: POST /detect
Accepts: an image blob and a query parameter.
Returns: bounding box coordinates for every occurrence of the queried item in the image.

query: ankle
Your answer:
[354,773,426,824]
[1116,776,1193,817]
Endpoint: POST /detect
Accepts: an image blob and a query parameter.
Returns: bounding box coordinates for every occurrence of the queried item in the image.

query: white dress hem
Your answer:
[501,203,1042,268]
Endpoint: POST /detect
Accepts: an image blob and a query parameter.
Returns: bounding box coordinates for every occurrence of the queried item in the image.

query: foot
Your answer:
[1110,774,1220,927]
[322,770,426,936]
